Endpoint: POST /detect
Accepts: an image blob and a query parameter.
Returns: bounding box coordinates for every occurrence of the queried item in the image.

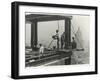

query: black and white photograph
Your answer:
[11,1,97,79]
[25,13,90,67]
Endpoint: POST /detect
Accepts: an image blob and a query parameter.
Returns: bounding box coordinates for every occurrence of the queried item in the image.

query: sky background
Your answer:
[25,14,90,51]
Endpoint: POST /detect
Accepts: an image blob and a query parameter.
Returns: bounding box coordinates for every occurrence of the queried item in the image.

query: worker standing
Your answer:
[72,37,77,49]
[61,32,65,49]
[39,44,44,57]
[55,30,59,50]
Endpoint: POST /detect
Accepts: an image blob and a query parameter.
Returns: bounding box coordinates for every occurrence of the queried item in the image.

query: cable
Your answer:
[48,39,54,48]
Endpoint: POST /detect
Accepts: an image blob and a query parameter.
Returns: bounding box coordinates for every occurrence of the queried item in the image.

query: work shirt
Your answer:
[72,41,77,49]
[39,46,44,54]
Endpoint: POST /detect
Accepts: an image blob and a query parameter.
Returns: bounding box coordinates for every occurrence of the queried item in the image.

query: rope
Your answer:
[57,20,59,31]
[48,39,54,48]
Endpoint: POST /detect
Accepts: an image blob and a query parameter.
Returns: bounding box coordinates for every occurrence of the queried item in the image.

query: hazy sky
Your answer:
[38,20,65,48]
[25,15,90,50]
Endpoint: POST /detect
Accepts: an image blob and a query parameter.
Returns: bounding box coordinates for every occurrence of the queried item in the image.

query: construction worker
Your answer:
[39,44,44,56]
[61,32,65,49]
[72,37,77,49]
[55,30,59,50]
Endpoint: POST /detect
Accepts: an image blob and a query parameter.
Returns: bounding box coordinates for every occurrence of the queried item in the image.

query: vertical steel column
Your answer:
[31,20,38,50]
[65,18,71,49]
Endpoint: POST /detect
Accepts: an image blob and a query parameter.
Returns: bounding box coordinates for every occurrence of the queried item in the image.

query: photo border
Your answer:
[11,1,98,79]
